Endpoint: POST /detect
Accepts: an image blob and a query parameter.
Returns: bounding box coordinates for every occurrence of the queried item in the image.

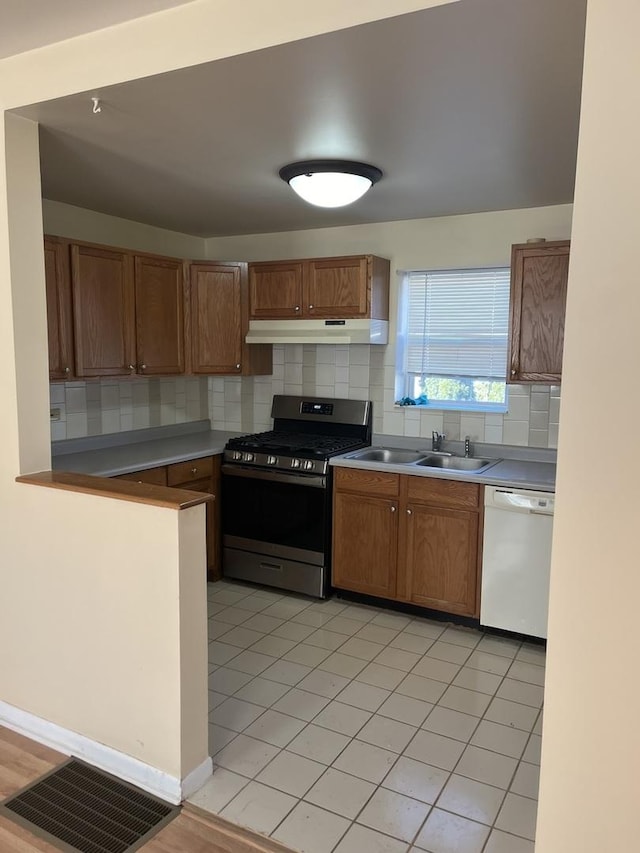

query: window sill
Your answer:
[394,402,508,414]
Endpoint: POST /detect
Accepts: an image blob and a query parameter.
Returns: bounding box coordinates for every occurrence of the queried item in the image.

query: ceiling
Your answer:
[0,0,196,60]
[15,0,586,238]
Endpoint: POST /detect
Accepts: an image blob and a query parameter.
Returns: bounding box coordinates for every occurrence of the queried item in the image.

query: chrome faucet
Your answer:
[464,436,472,457]
[432,430,446,452]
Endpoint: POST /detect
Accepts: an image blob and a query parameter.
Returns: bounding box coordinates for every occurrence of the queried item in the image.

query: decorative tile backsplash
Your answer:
[207,345,561,449]
[49,377,209,441]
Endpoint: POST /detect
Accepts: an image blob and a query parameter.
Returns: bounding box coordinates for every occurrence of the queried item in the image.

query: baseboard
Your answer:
[0,699,211,804]
[181,755,213,800]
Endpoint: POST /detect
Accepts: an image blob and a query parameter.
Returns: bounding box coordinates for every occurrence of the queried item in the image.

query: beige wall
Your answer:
[0,0,457,794]
[206,204,573,268]
[536,1,640,850]
[0,114,207,779]
[43,199,206,258]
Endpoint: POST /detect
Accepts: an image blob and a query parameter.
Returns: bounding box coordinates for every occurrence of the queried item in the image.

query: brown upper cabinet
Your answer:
[45,237,272,380]
[134,255,185,375]
[508,240,570,384]
[71,244,185,378]
[44,236,75,380]
[249,255,390,320]
[187,262,272,376]
[71,243,137,378]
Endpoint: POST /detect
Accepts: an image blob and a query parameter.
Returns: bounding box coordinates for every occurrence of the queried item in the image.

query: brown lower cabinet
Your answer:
[116,455,221,579]
[332,468,482,617]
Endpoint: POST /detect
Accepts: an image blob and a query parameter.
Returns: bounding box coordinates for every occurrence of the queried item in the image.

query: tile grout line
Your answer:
[207,582,543,849]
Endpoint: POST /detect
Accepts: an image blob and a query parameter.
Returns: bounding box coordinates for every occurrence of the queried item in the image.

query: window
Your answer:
[396,267,510,411]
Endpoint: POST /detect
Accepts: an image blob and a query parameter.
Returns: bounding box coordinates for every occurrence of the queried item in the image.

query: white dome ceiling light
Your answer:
[279,160,383,208]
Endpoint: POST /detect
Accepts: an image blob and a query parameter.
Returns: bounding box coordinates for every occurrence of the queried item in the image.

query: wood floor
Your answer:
[0,726,293,853]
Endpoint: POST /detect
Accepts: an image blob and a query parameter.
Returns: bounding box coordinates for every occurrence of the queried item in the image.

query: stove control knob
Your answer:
[291,458,301,469]
[242,452,255,463]
[303,460,315,471]
[232,451,243,461]
[267,455,278,465]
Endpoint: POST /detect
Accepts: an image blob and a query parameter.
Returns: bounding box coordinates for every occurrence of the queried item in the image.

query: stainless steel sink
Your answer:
[414,456,498,472]
[348,447,429,464]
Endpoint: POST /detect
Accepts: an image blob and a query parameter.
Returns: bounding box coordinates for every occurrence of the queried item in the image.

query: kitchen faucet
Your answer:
[432,430,445,452]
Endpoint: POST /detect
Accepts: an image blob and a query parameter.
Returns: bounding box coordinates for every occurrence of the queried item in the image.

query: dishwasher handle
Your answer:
[488,487,555,515]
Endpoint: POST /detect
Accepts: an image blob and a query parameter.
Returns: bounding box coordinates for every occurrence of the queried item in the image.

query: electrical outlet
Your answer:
[50,408,61,421]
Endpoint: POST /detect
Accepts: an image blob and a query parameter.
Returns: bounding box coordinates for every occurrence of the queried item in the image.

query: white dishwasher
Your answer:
[481,486,555,639]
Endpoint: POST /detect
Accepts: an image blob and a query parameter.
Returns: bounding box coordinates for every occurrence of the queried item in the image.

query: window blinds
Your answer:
[406,268,510,379]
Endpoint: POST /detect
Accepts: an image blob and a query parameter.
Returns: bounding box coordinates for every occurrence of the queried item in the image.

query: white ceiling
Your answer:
[0,0,196,59]
[14,0,586,238]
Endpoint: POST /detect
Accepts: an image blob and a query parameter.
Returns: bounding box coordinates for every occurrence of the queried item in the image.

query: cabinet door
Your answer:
[332,491,398,598]
[71,244,136,377]
[190,264,243,374]
[508,241,569,383]
[400,503,478,616]
[249,262,304,318]
[306,256,369,318]
[44,237,74,380]
[135,255,184,375]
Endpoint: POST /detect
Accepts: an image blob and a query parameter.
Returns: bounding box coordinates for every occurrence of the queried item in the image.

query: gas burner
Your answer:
[224,396,372,475]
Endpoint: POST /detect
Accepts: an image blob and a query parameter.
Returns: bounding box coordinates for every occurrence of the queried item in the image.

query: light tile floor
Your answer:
[188,580,545,853]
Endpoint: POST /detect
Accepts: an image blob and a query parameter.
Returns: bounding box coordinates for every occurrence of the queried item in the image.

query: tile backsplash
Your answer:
[207,345,561,449]
[50,376,209,441]
[50,348,559,448]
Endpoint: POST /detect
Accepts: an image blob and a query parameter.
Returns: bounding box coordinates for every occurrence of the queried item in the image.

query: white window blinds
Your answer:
[406,267,510,380]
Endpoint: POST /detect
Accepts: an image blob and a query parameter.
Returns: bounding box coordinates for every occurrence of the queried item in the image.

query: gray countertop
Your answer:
[331,452,556,492]
[51,421,556,491]
[51,424,236,477]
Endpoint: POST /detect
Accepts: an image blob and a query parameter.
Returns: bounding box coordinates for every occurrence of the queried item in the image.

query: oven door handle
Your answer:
[222,464,326,489]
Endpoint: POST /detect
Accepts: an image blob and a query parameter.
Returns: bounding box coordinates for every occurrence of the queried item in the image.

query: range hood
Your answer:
[245,318,389,346]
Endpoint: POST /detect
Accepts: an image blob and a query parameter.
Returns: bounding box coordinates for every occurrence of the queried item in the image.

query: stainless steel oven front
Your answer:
[221,464,332,597]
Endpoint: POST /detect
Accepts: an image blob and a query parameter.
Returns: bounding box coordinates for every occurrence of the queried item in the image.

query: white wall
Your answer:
[536,1,640,850]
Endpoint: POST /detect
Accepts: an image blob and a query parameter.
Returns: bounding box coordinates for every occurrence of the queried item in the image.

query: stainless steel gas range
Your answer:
[221,395,372,597]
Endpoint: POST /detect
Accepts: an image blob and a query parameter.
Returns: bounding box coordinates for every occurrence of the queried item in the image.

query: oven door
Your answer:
[221,464,329,566]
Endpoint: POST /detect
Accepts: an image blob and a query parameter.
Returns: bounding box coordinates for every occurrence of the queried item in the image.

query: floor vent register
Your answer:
[0,758,179,853]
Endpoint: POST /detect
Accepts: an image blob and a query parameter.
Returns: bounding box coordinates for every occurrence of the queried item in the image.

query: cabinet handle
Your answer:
[309,304,314,309]
[140,363,146,371]
[390,505,396,513]
[236,363,241,369]
[511,368,517,376]
[64,366,70,374]
[407,509,412,515]
[191,467,198,474]
[128,364,135,371]
[294,305,300,312]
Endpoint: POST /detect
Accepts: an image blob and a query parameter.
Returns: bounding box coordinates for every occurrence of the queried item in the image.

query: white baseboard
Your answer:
[0,700,212,804]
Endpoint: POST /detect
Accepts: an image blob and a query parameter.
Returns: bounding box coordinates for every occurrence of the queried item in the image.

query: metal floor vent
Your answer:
[0,758,180,853]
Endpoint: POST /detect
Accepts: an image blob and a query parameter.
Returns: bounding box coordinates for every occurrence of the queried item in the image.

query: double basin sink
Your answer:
[344,446,500,473]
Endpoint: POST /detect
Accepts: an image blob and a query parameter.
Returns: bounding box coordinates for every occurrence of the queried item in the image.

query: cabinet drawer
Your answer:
[405,475,480,510]
[167,456,214,486]
[117,467,167,486]
[334,467,399,497]
[172,478,214,495]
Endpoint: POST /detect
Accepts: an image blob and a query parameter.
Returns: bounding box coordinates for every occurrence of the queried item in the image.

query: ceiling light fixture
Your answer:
[279,160,383,208]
